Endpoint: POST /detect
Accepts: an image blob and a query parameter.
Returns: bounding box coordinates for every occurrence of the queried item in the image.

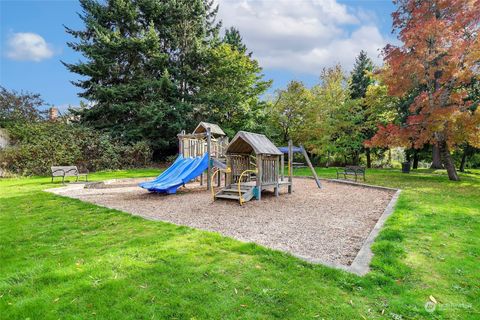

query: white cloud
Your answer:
[6,32,54,62]
[217,0,389,74]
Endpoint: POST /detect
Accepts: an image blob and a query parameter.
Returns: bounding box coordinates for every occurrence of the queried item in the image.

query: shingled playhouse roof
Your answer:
[226,131,282,155]
[193,122,226,136]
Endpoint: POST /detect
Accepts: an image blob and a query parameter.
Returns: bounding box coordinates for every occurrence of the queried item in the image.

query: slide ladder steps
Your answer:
[215,185,255,202]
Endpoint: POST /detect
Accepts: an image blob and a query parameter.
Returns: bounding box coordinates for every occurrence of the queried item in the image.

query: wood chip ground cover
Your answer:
[48,178,396,266]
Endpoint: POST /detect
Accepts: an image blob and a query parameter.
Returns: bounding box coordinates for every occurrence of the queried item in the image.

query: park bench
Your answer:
[51,166,88,184]
[336,166,366,182]
[292,161,307,169]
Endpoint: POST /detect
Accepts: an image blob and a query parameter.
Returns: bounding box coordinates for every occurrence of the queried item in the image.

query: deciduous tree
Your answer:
[302,65,364,164]
[0,86,46,126]
[197,43,271,136]
[269,80,312,143]
[367,0,480,180]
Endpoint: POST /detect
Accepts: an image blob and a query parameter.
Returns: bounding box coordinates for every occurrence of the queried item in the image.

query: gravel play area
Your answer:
[47,178,396,267]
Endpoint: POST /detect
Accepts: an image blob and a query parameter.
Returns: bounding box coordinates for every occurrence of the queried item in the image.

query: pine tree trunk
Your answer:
[366,148,371,168]
[459,152,467,172]
[413,150,419,169]
[431,144,443,169]
[438,140,459,181]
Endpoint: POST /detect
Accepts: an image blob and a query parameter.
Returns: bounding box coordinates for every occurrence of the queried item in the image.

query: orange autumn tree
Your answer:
[367,0,480,181]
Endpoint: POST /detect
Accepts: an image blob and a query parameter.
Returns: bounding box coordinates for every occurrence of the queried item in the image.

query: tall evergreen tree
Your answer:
[63,0,221,157]
[349,50,375,167]
[223,27,248,55]
[350,50,374,100]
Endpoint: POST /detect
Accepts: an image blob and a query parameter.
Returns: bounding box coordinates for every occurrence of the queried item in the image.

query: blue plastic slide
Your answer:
[139,153,210,194]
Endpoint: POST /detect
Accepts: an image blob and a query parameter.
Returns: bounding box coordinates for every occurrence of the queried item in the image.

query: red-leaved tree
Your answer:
[367,0,480,180]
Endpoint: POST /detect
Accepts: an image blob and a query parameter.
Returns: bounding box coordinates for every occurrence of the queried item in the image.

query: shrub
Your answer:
[122,141,152,167]
[0,122,152,176]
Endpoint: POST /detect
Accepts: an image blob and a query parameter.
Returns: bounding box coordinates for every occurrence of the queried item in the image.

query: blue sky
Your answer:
[0,0,396,111]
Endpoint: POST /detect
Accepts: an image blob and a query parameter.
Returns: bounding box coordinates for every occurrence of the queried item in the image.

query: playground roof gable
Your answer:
[226,131,282,156]
[193,122,225,136]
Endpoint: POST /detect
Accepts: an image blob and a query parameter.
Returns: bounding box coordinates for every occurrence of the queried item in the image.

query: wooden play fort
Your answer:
[213,131,293,204]
[177,122,229,189]
[178,122,229,159]
[174,123,319,205]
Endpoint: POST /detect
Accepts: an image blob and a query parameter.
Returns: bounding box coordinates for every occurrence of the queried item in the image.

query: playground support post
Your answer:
[225,157,230,186]
[275,156,280,197]
[256,155,262,200]
[288,140,293,193]
[179,130,186,155]
[206,127,212,190]
[300,145,322,189]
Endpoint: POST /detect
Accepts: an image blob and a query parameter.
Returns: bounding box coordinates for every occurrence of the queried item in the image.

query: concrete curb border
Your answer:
[294,176,401,275]
[295,175,399,191]
[348,188,401,275]
[322,178,399,192]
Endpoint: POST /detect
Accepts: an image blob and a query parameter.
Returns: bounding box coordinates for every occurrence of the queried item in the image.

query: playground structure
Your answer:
[179,122,229,159]
[213,131,293,204]
[139,122,227,193]
[178,121,229,188]
[140,123,320,204]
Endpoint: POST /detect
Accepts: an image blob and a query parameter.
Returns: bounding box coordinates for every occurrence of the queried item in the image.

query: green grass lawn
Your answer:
[1,168,479,319]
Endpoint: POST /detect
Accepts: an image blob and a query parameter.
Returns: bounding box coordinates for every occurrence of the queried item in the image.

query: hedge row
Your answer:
[0,122,152,176]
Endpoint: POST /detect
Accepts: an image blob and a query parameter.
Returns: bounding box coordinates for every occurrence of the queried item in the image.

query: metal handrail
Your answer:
[237,169,258,206]
[211,167,231,200]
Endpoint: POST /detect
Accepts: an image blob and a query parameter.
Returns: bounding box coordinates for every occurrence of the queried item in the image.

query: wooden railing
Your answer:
[261,156,279,184]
